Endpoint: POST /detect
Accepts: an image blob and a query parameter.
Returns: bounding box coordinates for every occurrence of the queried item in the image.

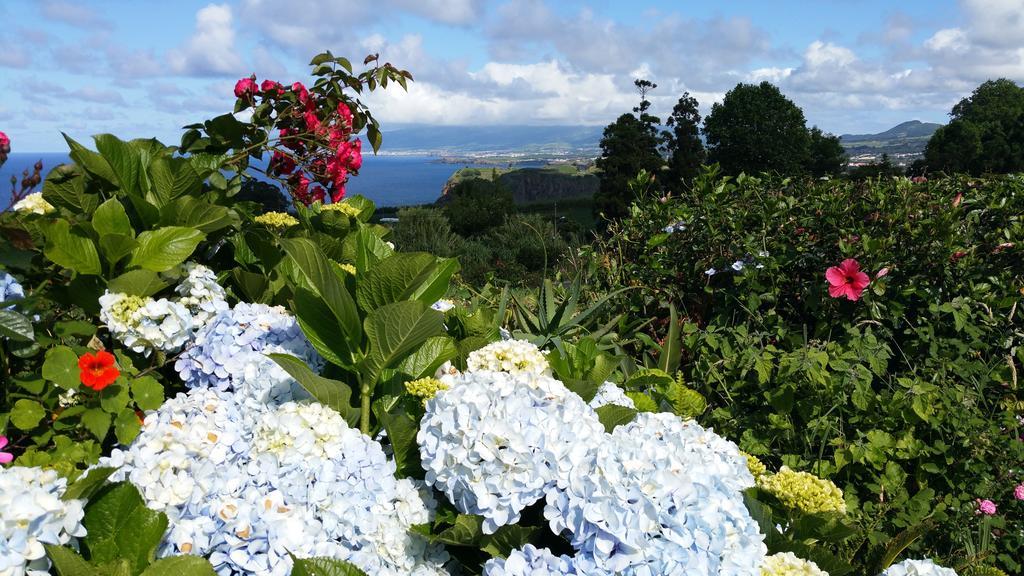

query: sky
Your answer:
[1,0,1022,151]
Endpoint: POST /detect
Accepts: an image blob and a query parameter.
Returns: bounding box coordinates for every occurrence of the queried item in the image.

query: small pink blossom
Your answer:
[0,131,9,149]
[875,267,890,279]
[952,192,963,207]
[976,498,997,515]
[1014,484,1024,501]
[260,79,284,96]
[0,436,12,464]
[825,258,870,301]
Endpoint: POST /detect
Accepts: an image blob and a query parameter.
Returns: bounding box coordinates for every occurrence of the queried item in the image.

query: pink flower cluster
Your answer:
[976,498,997,515]
[234,75,364,205]
[1015,484,1024,501]
[0,130,10,164]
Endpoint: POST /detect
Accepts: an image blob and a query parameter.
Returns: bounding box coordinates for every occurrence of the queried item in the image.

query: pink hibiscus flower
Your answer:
[825,258,870,301]
[0,436,13,464]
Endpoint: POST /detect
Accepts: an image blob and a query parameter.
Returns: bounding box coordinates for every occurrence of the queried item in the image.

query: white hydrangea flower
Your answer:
[12,192,55,215]
[99,291,194,355]
[466,340,550,376]
[0,272,25,311]
[430,300,455,312]
[881,559,958,576]
[545,412,765,575]
[104,391,447,576]
[173,263,229,330]
[761,552,829,576]
[483,544,579,575]
[418,370,604,533]
[0,466,87,576]
[588,381,635,410]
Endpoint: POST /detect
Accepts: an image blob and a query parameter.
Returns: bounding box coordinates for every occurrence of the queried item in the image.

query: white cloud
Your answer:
[39,0,111,28]
[389,0,484,26]
[168,4,243,76]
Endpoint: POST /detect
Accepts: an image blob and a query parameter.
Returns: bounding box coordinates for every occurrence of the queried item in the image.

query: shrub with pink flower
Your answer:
[825,258,871,301]
[976,498,997,515]
[1014,484,1024,501]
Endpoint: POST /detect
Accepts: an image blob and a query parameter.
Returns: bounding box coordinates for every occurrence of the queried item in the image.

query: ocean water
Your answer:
[1,153,494,208]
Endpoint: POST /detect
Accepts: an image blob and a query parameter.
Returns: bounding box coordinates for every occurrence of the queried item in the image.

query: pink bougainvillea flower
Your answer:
[825,259,870,301]
[1014,484,1024,501]
[976,498,997,515]
[0,436,12,464]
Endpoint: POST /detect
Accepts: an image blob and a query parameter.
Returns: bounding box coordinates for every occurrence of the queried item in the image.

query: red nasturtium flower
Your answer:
[79,351,120,391]
[825,258,870,301]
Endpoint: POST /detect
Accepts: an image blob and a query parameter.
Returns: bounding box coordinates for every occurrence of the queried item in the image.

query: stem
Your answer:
[360,380,371,435]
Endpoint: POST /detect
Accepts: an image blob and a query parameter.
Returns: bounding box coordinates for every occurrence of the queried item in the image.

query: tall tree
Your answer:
[703,82,811,176]
[663,92,705,187]
[806,126,846,177]
[925,78,1024,174]
[594,79,664,219]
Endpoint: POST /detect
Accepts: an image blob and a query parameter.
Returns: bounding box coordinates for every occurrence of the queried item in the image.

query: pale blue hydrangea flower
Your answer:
[99,291,194,355]
[880,559,958,576]
[662,220,687,234]
[173,262,230,330]
[544,412,765,575]
[104,391,448,576]
[731,260,745,272]
[174,303,321,408]
[483,545,579,575]
[0,272,25,310]
[0,466,87,576]
[705,268,717,276]
[430,300,455,312]
[588,381,635,410]
[418,370,605,534]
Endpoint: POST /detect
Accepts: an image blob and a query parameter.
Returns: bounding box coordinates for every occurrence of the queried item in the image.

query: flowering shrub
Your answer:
[0,466,86,575]
[761,552,829,576]
[881,559,958,576]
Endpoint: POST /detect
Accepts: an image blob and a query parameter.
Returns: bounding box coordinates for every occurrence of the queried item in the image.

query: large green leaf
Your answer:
[0,309,34,341]
[148,156,202,206]
[82,482,168,574]
[268,353,360,427]
[419,514,484,546]
[99,234,139,266]
[362,301,445,387]
[289,556,367,576]
[107,269,169,297]
[139,556,217,576]
[595,405,638,433]
[355,253,458,312]
[279,238,361,341]
[45,545,96,576]
[94,134,145,196]
[159,196,235,233]
[45,219,102,275]
[11,398,46,430]
[63,133,117,184]
[343,228,392,273]
[129,227,205,272]
[480,525,539,557]
[373,397,422,477]
[63,467,117,501]
[392,336,457,380]
[42,345,80,389]
[92,198,134,238]
[293,288,357,367]
[42,163,98,213]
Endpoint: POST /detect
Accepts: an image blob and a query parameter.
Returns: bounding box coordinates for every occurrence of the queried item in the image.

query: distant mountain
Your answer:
[379,125,603,155]
[840,120,943,143]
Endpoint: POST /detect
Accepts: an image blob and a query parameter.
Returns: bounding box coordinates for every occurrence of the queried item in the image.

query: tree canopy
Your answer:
[925,78,1024,175]
[663,92,705,187]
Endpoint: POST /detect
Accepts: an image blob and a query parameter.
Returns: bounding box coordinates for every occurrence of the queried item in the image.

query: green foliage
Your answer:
[807,126,847,177]
[925,78,1024,174]
[590,167,1024,572]
[594,113,664,219]
[443,178,515,237]
[703,81,811,176]
[662,92,705,187]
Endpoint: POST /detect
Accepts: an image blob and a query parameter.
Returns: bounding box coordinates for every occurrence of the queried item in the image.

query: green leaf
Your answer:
[11,398,46,430]
[129,227,205,272]
[42,163,97,213]
[428,514,484,546]
[94,134,145,196]
[63,466,117,501]
[626,391,659,412]
[0,309,34,341]
[140,556,217,576]
[480,525,538,558]
[114,408,142,445]
[657,304,681,374]
[130,376,164,411]
[45,219,102,275]
[99,383,131,414]
[148,156,202,206]
[289,556,368,576]
[393,336,458,380]
[268,353,360,427]
[43,345,81,389]
[45,544,97,576]
[624,368,675,391]
[82,408,112,441]
[99,234,139,266]
[92,198,134,238]
[666,381,706,419]
[355,253,458,312]
[373,397,422,477]
[293,288,356,367]
[595,405,638,433]
[107,269,169,297]
[362,301,445,388]
[82,482,169,574]
[279,238,361,342]
[159,196,235,233]
[64,133,117,184]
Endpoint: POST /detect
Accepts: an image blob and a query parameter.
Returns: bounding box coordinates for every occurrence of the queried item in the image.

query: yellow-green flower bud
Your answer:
[254,212,299,229]
[405,377,449,405]
[757,466,846,515]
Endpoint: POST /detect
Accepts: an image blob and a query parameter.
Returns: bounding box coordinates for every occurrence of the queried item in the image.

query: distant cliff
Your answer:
[439,165,598,205]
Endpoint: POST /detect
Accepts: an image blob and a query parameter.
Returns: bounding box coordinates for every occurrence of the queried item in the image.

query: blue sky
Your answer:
[1,0,1021,151]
